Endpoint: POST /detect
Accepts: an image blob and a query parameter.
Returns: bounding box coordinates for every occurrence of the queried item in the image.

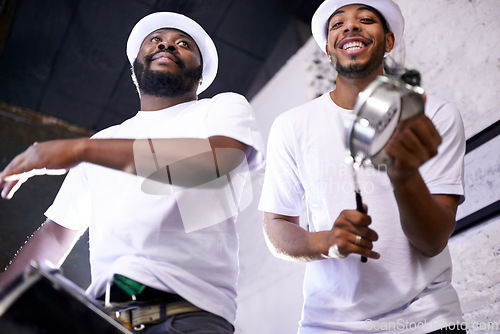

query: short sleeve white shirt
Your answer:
[46,92,264,324]
[259,92,465,333]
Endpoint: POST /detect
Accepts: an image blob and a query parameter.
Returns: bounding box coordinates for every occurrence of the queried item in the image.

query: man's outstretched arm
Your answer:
[0,219,80,290]
[0,136,250,199]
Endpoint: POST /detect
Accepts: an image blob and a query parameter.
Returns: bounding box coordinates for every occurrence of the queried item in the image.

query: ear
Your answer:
[385,32,395,53]
[325,44,332,61]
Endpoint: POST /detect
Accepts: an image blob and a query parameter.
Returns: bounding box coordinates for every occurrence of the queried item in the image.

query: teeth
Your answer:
[154,55,172,61]
[342,41,365,50]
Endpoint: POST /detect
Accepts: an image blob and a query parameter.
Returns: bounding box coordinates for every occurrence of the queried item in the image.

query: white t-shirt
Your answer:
[45,92,264,324]
[259,92,466,333]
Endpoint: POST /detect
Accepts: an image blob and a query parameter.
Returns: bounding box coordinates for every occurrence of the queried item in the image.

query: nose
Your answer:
[158,43,176,52]
[344,18,361,33]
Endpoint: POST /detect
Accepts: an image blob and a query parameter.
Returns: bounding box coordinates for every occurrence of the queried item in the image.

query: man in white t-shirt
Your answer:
[259,0,466,333]
[0,12,264,333]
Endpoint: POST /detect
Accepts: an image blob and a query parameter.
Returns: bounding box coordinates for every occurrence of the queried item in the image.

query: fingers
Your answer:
[1,155,25,179]
[398,116,440,156]
[1,168,67,200]
[330,210,380,260]
[361,203,368,214]
[0,142,68,199]
[350,234,380,260]
[334,228,380,260]
[385,114,441,173]
[1,151,28,199]
[1,155,29,199]
[1,179,24,200]
[332,233,380,260]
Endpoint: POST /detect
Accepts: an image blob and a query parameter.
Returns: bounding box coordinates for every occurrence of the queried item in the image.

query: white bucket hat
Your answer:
[127,12,218,95]
[311,0,404,56]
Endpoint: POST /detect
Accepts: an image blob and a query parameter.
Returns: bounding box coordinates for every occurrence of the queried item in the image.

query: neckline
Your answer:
[136,100,198,121]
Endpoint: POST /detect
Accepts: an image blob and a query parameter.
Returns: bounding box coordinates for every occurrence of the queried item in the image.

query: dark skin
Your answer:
[264,5,459,261]
[0,28,251,288]
[137,28,201,110]
[0,28,251,197]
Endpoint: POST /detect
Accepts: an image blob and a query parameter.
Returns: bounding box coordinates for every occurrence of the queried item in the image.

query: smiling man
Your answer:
[259,0,466,333]
[133,28,203,99]
[328,4,390,79]
[0,12,264,333]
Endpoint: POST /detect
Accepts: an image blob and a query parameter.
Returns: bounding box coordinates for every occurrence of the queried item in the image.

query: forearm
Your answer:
[0,220,80,290]
[79,138,211,175]
[263,215,329,262]
[81,137,246,186]
[391,172,457,257]
[79,138,136,173]
[1,137,248,199]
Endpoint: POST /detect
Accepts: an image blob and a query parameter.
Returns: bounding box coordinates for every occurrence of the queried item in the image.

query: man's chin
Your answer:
[337,58,383,79]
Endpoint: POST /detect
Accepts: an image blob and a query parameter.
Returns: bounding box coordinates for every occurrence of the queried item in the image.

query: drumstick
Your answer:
[352,162,367,263]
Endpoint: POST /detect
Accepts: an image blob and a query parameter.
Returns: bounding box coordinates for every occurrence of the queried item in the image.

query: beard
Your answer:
[329,37,387,79]
[133,53,203,97]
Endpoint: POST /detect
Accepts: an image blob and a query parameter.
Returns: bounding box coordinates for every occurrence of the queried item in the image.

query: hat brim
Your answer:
[311,0,404,56]
[127,12,218,95]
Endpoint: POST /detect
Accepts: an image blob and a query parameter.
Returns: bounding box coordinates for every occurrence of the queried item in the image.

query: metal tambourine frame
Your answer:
[343,75,425,263]
[347,75,425,170]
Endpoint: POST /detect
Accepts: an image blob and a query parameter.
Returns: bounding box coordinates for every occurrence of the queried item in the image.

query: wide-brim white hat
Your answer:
[311,0,404,56]
[127,12,218,95]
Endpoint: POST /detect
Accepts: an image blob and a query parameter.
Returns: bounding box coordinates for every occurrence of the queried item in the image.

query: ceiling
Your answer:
[0,0,323,132]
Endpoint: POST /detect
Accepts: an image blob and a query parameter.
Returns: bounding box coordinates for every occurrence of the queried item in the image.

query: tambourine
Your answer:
[346,75,425,169]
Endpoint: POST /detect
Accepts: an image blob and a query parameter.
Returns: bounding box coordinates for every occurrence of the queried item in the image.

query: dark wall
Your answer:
[0,103,91,288]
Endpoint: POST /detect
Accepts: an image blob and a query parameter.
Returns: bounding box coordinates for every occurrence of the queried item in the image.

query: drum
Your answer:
[0,261,132,334]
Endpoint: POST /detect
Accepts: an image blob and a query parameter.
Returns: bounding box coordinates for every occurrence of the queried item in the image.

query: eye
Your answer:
[330,21,343,30]
[150,36,161,42]
[177,40,190,49]
[360,17,376,24]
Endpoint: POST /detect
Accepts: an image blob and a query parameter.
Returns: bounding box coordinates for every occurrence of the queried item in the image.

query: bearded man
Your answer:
[0,12,264,333]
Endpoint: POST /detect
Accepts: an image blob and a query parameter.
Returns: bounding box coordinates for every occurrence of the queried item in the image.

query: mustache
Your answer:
[145,50,185,68]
